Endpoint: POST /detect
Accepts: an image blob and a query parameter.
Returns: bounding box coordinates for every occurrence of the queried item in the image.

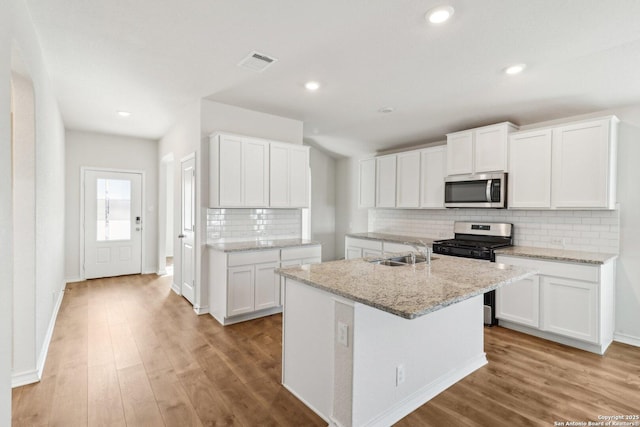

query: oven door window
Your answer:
[445,180,490,203]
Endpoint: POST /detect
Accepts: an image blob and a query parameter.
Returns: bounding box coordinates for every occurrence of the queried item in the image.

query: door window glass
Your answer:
[97,178,131,241]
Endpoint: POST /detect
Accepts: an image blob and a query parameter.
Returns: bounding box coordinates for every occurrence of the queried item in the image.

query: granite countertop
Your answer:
[495,246,617,265]
[346,232,437,246]
[207,239,321,253]
[277,255,536,319]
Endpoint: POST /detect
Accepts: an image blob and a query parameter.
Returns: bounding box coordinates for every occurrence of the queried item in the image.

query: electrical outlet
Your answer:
[337,322,349,347]
[396,364,405,386]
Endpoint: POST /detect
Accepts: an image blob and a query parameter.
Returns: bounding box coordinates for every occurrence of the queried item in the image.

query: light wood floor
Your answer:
[12,274,640,426]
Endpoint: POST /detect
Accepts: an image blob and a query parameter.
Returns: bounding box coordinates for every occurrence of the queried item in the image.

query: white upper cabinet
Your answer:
[446,131,473,175]
[508,116,618,210]
[213,134,269,208]
[396,151,421,208]
[446,122,518,176]
[210,133,308,208]
[551,117,618,209]
[376,154,397,208]
[359,158,376,208]
[509,129,553,208]
[270,142,309,208]
[420,146,446,208]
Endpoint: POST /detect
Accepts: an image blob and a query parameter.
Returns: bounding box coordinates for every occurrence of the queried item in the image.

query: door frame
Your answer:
[79,166,146,281]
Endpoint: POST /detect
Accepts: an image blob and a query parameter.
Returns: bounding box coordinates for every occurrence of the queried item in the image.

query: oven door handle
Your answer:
[486,179,493,203]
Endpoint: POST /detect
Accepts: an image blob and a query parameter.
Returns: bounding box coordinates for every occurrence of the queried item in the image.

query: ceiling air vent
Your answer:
[238,51,278,72]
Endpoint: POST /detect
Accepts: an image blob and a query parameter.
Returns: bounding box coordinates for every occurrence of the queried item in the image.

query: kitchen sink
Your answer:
[370,254,436,266]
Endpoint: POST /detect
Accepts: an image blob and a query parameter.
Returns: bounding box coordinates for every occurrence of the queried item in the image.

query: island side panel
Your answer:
[282,278,334,422]
[351,295,487,427]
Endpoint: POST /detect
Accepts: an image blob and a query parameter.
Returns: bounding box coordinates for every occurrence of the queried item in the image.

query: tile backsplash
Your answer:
[207,208,301,243]
[369,208,620,254]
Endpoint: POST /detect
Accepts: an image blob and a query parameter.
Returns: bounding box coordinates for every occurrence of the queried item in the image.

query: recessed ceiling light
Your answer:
[505,64,526,75]
[305,81,320,91]
[378,107,394,114]
[426,5,455,24]
[117,111,131,117]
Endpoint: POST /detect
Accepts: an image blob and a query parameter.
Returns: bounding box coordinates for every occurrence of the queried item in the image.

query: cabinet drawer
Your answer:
[383,242,416,253]
[228,249,280,267]
[281,245,321,261]
[496,255,599,283]
[345,237,383,251]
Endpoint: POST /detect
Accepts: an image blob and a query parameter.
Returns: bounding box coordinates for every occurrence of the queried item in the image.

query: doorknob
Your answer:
[178,234,185,238]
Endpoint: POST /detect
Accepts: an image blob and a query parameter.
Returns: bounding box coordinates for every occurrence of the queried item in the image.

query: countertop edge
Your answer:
[277,265,537,320]
[495,248,618,265]
[207,240,321,252]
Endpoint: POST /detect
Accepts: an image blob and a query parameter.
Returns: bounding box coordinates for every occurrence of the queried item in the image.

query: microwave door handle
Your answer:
[486,179,493,203]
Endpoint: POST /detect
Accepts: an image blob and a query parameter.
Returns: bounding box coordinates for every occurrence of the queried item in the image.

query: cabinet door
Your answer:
[376,155,397,208]
[552,119,611,208]
[396,151,421,208]
[269,143,289,207]
[289,146,309,207]
[346,247,363,260]
[446,131,473,175]
[509,130,552,208]
[359,158,376,208]
[420,146,446,208]
[243,138,269,207]
[496,276,540,327]
[362,249,383,258]
[254,262,280,310]
[541,276,599,343]
[475,125,508,173]
[227,266,255,316]
[219,135,244,207]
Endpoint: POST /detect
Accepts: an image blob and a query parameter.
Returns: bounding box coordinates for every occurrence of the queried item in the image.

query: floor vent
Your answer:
[238,51,278,72]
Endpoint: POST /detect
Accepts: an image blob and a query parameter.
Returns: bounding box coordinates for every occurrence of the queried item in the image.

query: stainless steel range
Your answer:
[432,221,514,325]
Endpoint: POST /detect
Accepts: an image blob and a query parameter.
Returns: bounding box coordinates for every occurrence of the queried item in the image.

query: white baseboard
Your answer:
[283,383,331,424]
[12,286,65,388]
[65,276,83,283]
[142,268,156,275]
[365,353,488,427]
[171,282,181,295]
[11,369,40,388]
[156,269,167,276]
[212,306,283,326]
[193,305,209,315]
[614,332,640,347]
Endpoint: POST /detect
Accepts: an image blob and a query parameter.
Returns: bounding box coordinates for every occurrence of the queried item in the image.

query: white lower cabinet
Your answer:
[496,275,540,328]
[495,254,614,354]
[345,237,383,260]
[209,245,321,325]
[541,276,598,343]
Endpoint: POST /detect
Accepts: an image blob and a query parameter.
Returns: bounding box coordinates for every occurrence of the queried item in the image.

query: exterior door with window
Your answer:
[84,170,143,279]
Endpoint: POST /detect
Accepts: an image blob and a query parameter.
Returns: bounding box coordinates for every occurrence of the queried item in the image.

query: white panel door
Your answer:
[254,262,280,310]
[552,120,610,208]
[180,155,196,304]
[446,131,473,175]
[84,170,142,279]
[243,138,269,207]
[420,146,446,208]
[375,155,397,208]
[218,135,243,207]
[509,130,552,208]
[475,125,507,173]
[396,151,420,208]
[269,143,289,207]
[289,146,309,207]
[359,158,376,208]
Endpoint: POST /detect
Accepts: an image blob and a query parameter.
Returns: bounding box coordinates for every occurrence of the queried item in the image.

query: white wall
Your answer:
[11,72,36,382]
[65,130,159,281]
[1,0,66,419]
[0,0,13,420]
[309,145,337,261]
[335,157,369,259]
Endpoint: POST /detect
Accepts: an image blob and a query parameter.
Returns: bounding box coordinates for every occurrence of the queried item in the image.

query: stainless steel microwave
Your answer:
[444,173,507,208]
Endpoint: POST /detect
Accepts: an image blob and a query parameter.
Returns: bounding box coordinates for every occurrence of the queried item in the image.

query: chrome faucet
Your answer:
[403,240,431,265]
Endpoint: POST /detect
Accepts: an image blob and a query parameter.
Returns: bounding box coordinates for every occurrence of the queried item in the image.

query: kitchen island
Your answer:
[277,254,536,427]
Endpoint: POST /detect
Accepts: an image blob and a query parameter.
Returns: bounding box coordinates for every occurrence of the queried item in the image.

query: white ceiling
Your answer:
[24,0,640,157]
